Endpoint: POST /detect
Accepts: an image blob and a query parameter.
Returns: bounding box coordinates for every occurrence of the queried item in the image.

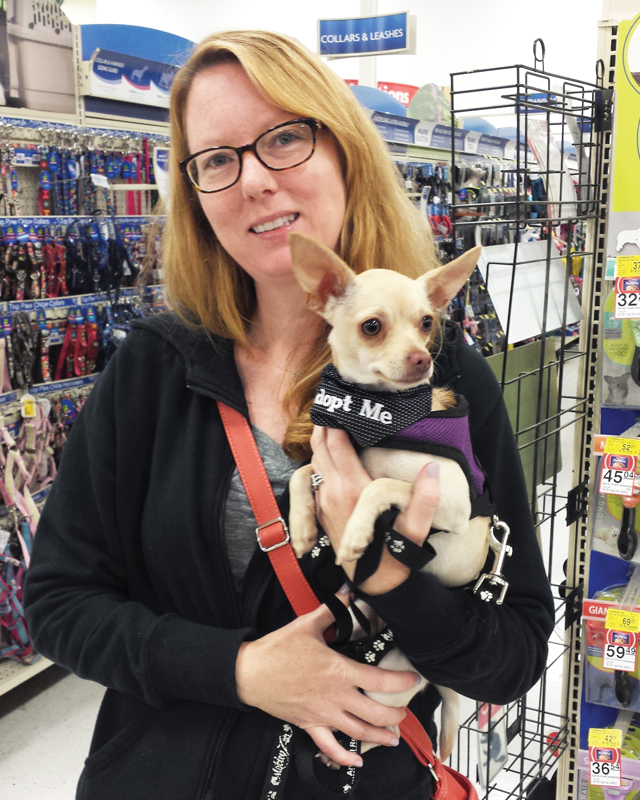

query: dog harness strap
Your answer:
[385,527,437,571]
[311,364,433,447]
[217,402,320,617]
[352,507,437,586]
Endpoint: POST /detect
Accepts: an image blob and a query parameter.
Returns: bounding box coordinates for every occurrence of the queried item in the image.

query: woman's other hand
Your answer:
[310,426,441,594]
[235,600,420,768]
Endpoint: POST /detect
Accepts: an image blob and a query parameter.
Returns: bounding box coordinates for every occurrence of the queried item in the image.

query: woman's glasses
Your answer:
[180,118,320,193]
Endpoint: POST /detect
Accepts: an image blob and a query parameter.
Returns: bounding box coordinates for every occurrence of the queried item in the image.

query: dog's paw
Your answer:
[289,465,319,558]
[289,510,319,558]
[336,517,375,564]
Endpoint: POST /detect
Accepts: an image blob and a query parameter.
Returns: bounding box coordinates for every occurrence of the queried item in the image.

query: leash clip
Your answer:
[473,516,512,605]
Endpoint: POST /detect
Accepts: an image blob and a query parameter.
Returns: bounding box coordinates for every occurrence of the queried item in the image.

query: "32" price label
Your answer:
[614,277,640,318]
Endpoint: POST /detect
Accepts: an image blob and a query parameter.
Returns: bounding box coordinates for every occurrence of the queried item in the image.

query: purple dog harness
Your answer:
[310,365,490,512]
[392,401,486,499]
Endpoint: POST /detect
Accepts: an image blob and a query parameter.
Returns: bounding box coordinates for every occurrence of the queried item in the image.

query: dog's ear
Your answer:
[420,246,482,309]
[289,232,354,313]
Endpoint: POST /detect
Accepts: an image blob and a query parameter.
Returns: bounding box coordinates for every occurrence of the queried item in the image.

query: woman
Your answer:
[23,30,555,800]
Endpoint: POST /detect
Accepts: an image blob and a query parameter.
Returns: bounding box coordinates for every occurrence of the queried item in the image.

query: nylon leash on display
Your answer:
[38,145,52,217]
[8,146,20,217]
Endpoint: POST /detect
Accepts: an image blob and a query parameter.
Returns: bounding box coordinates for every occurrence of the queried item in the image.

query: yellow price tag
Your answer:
[605,608,640,632]
[617,256,640,277]
[604,437,640,457]
[20,393,36,419]
[589,728,622,748]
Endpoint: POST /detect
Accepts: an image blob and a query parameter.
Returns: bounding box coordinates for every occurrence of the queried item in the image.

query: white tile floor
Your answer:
[0,665,103,799]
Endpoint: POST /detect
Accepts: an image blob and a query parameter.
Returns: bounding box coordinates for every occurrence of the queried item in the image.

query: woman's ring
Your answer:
[310,473,324,491]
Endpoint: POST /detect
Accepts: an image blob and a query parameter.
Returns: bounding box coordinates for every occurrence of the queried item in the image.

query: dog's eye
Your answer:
[361,319,381,336]
[422,316,433,333]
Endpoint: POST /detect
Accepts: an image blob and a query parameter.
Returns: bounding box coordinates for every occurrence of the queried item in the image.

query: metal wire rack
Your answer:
[448,43,608,798]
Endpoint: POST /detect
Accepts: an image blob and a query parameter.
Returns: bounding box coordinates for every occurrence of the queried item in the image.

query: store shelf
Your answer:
[0,656,53,697]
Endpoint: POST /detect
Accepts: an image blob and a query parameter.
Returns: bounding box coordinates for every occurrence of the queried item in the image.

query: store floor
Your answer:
[0,665,102,799]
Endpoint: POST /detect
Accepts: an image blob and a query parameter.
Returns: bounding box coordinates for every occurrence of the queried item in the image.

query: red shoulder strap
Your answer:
[217,401,320,617]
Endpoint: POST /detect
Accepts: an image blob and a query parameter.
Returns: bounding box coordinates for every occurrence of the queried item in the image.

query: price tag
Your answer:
[605,608,640,632]
[605,437,640,457]
[589,728,622,748]
[599,453,637,496]
[615,277,640,318]
[20,393,36,419]
[616,255,640,277]
[91,173,109,189]
[603,629,638,671]
[589,746,621,787]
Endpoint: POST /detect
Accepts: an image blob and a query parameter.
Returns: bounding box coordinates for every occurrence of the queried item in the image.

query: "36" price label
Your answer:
[589,753,621,787]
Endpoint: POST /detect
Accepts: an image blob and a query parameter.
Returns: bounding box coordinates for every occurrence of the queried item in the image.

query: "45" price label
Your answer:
[599,453,637,496]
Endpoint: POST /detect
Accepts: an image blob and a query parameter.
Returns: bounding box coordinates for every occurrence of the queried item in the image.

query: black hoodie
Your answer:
[23,313,554,800]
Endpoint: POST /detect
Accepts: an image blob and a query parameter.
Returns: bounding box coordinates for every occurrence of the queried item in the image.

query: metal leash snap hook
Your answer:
[473,516,512,605]
[310,472,323,491]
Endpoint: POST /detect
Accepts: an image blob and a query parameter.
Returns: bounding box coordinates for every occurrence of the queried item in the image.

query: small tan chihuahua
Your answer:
[287,232,492,761]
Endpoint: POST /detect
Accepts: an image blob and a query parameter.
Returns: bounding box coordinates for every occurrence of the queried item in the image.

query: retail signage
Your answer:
[318,12,416,58]
[415,122,467,151]
[369,111,418,144]
[377,82,419,107]
[345,80,419,106]
[371,113,521,158]
[30,375,97,396]
[82,49,178,108]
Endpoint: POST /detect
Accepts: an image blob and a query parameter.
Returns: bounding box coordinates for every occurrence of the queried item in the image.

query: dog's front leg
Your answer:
[289,463,320,557]
[337,478,413,565]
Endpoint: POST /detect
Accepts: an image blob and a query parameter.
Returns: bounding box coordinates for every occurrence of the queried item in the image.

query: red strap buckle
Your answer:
[255,517,290,552]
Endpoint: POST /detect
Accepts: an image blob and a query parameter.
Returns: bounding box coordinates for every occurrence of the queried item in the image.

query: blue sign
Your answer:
[370,111,417,144]
[319,13,411,57]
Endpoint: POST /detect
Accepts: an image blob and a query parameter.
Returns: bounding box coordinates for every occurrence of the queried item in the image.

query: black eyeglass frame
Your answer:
[179,117,321,194]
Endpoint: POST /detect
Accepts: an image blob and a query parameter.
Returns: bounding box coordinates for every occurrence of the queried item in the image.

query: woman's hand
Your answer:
[310,426,441,594]
[235,600,420,767]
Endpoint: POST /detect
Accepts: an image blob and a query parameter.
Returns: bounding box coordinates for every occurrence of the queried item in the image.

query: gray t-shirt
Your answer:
[223,426,301,595]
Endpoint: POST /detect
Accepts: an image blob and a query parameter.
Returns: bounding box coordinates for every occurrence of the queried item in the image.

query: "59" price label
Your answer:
[603,629,638,671]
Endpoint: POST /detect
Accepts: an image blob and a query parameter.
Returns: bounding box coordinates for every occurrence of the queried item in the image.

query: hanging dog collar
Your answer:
[310,364,433,447]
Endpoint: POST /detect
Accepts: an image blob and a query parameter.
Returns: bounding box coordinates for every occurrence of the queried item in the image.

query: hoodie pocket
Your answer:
[77,701,226,800]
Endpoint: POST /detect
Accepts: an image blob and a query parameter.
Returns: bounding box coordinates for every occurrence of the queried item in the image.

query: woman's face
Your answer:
[184,62,347,286]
